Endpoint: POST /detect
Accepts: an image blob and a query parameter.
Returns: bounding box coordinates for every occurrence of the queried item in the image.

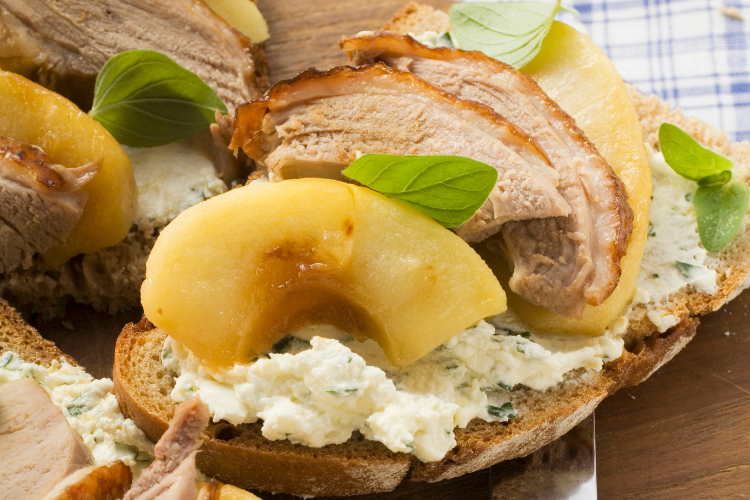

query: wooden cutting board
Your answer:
[34,0,750,498]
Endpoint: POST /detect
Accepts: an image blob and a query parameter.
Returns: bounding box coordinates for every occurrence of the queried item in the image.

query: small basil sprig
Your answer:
[449,1,572,69]
[658,123,749,252]
[343,154,498,228]
[659,123,733,180]
[89,50,227,148]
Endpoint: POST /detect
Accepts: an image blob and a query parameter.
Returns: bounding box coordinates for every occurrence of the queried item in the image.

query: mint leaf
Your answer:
[694,181,749,253]
[343,154,498,228]
[449,1,565,69]
[487,402,516,419]
[90,50,227,147]
[658,123,733,181]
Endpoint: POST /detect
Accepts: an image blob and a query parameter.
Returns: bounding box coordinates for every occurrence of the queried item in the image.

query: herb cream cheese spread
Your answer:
[124,139,227,226]
[628,145,718,331]
[0,351,154,471]
[163,319,623,462]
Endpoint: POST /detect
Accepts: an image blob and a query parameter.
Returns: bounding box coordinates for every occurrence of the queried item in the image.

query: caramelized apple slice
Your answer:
[479,22,650,335]
[142,178,505,368]
[0,71,136,264]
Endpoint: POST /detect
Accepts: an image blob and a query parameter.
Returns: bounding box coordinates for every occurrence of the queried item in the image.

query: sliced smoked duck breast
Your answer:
[342,33,633,316]
[231,63,571,242]
[0,0,265,110]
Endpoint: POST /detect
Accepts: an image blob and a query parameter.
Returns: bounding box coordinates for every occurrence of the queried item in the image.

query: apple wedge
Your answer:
[142,178,505,368]
[0,71,136,265]
[477,22,651,335]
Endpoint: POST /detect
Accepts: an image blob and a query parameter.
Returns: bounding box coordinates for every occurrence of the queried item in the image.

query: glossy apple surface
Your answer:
[0,71,136,264]
[142,178,505,368]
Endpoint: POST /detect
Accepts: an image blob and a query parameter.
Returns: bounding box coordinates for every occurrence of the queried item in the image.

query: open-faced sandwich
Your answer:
[2,0,750,498]
[0,0,269,317]
[108,2,750,497]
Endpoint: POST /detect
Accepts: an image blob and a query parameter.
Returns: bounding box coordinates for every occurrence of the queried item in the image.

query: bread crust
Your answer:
[0,297,77,366]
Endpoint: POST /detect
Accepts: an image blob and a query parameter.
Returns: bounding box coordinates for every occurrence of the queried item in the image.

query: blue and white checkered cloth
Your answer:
[459,0,750,142]
[571,0,750,142]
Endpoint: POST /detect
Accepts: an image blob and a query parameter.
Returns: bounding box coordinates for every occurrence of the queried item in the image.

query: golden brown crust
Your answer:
[50,462,132,500]
[0,297,77,366]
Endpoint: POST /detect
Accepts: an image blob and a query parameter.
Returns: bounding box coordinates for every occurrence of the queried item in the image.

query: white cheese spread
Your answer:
[124,139,227,226]
[628,145,718,331]
[410,30,459,48]
[0,352,154,471]
[163,319,622,462]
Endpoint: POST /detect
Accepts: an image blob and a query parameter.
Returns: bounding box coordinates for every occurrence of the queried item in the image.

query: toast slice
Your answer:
[113,316,698,496]
[111,3,750,497]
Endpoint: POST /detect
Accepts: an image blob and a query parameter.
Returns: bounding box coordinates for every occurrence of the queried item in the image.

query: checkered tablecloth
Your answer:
[459,0,750,142]
[569,0,750,142]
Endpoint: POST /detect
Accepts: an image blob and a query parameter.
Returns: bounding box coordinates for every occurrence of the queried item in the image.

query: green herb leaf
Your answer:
[502,328,531,339]
[698,170,732,186]
[0,353,13,369]
[487,402,516,419]
[343,154,498,228]
[89,50,227,147]
[658,123,733,181]
[66,405,86,417]
[449,1,565,69]
[674,261,701,278]
[498,382,514,391]
[436,32,455,48]
[693,181,750,252]
[271,335,294,354]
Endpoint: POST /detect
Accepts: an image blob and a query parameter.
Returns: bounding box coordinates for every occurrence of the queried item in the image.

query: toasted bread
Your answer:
[110,3,750,497]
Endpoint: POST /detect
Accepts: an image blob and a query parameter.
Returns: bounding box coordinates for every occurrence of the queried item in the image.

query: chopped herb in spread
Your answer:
[675,261,701,278]
[487,402,516,420]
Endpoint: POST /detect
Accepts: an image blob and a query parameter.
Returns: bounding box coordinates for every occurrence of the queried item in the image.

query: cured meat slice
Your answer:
[0,0,264,110]
[0,137,99,273]
[231,64,570,241]
[343,34,633,316]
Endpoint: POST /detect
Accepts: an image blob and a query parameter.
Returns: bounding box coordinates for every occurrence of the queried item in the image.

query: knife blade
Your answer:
[490,414,597,500]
